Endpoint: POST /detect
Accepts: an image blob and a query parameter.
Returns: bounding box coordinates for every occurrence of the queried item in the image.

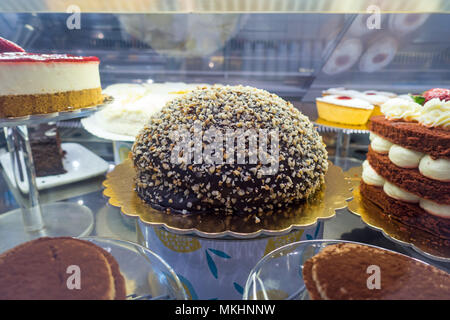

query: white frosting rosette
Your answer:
[417,98,450,129]
[380,98,422,121]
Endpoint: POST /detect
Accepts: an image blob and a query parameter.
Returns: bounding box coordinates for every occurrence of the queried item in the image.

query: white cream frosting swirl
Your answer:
[388,145,424,168]
[362,160,385,186]
[418,155,450,182]
[370,133,393,153]
[417,98,450,129]
[380,98,422,121]
[383,181,420,203]
[419,199,450,218]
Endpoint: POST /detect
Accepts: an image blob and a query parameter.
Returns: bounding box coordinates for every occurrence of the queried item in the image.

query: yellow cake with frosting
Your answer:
[316,95,374,125]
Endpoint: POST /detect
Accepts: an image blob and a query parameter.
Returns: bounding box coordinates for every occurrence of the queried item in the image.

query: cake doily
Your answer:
[345,166,450,262]
[103,160,352,239]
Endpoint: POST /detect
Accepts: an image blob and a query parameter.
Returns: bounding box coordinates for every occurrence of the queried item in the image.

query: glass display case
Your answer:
[0,0,449,300]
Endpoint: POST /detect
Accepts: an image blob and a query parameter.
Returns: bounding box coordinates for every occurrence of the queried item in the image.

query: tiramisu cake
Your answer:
[0,37,103,118]
[360,88,450,240]
[0,237,126,300]
[303,243,450,300]
[132,85,328,216]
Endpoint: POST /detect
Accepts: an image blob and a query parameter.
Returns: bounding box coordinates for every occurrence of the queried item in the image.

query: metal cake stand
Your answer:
[313,117,370,168]
[0,98,112,252]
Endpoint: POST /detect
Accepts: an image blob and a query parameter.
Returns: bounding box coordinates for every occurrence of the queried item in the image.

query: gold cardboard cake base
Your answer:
[346,168,450,261]
[103,160,352,239]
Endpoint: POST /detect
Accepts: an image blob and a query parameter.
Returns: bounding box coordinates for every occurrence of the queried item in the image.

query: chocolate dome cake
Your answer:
[132,85,328,215]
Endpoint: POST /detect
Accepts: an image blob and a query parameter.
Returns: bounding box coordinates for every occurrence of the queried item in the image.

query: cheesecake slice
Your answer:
[0,52,103,118]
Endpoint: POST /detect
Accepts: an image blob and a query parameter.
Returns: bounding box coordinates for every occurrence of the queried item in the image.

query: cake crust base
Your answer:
[0,88,103,118]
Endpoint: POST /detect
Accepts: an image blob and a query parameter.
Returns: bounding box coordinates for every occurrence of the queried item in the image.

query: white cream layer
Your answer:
[363,90,397,98]
[369,132,393,153]
[356,93,390,106]
[362,160,449,218]
[0,62,101,95]
[370,133,450,181]
[322,88,361,97]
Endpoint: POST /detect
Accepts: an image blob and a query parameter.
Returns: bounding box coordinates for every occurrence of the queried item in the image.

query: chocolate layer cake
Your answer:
[132,85,328,215]
[303,243,450,300]
[29,123,66,177]
[0,237,126,300]
[361,98,449,239]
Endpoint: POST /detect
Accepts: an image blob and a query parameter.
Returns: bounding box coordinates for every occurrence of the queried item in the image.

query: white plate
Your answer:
[81,115,135,142]
[0,143,110,193]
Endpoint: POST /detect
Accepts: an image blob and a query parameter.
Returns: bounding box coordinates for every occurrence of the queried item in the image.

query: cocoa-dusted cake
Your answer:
[361,89,450,240]
[0,37,103,118]
[132,85,328,216]
[0,237,126,300]
[303,243,450,300]
[29,123,67,177]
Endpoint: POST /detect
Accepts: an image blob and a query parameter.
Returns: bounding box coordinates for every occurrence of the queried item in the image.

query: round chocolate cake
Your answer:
[132,85,328,215]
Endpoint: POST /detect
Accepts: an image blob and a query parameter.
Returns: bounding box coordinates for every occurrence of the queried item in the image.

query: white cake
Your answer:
[95,82,209,137]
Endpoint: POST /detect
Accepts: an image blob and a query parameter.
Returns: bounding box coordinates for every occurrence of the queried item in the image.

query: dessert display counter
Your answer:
[0,2,449,300]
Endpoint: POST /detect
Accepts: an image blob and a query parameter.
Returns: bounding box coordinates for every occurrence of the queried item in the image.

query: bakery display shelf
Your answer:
[243,239,447,300]
[0,98,114,253]
[102,159,352,239]
[345,166,450,262]
[0,96,113,128]
[313,117,370,135]
[0,143,110,193]
[80,237,188,300]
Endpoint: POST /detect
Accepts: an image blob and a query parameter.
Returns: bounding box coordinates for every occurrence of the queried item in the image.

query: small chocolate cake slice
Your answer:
[302,243,450,300]
[28,123,66,177]
[0,237,126,300]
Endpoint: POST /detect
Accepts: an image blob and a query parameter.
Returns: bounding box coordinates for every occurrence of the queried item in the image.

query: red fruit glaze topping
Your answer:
[0,52,99,63]
[423,88,450,102]
[0,37,25,53]
[337,96,352,100]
